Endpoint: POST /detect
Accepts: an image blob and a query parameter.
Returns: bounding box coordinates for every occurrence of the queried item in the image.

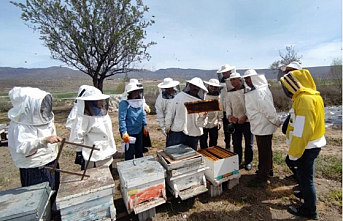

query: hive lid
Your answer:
[56,166,115,201]
[117,156,166,188]
[163,144,196,160]
[0,182,51,220]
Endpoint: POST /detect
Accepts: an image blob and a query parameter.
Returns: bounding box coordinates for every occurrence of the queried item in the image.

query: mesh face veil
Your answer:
[40,94,53,122]
[161,85,180,99]
[84,99,109,116]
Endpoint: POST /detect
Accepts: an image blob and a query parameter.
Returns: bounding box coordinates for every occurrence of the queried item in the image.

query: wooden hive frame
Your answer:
[44,138,100,180]
[184,99,221,114]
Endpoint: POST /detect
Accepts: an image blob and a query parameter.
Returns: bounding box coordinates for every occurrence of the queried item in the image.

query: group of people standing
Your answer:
[6,61,325,220]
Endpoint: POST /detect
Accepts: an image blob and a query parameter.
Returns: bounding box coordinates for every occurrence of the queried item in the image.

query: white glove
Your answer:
[161,127,167,137]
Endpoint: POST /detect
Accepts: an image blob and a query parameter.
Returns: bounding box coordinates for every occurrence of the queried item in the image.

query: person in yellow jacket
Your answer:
[280,69,326,220]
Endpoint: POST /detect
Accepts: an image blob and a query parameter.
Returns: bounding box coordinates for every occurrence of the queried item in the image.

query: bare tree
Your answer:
[11,0,156,91]
[329,58,342,93]
[269,45,303,73]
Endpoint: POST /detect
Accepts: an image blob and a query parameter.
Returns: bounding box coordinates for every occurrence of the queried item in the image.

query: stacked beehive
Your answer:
[117,155,166,219]
[198,146,240,196]
[157,144,208,200]
[56,166,116,221]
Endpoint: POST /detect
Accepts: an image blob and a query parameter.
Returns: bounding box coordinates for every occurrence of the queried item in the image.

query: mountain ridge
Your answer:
[0,66,332,81]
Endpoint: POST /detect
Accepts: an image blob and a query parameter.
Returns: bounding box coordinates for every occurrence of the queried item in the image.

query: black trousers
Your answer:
[199,127,218,149]
[232,122,253,164]
[255,135,273,180]
[222,112,232,150]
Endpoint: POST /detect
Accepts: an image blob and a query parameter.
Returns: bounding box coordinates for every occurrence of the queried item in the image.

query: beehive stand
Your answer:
[198,146,241,197]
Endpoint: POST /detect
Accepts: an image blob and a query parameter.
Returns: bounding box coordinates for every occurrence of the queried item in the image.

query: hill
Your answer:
[0,66,332,81]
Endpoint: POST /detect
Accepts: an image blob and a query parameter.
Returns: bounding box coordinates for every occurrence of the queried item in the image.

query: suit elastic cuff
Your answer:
[288,155,298,161]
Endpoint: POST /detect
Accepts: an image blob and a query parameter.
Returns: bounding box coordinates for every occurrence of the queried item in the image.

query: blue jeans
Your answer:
[232,122,253,164]
[294,148,321,213]
[199,127,218,149]
[125,132,143,160]
[166,131,199,150]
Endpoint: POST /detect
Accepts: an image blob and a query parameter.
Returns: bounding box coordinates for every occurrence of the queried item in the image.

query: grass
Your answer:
[326,188,342,207]
[316,155,342,181]
[273,151,287,167]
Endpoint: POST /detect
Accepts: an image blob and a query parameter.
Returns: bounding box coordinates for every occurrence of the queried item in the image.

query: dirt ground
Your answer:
[0,101,342,221]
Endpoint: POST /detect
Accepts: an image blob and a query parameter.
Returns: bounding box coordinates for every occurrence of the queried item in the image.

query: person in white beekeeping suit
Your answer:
[217,64,236,150]
[199,78,223,149]
[119,82,148,160]
[155,77,180,138]
[69,86,117,171]
[121,78,151,114]
[65,85,100,130]
[165,77,208,150]
[243,69,282,184]
[8,87,62,190]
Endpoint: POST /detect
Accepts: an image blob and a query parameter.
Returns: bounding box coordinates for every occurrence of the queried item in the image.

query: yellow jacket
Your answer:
[280,69,326,160]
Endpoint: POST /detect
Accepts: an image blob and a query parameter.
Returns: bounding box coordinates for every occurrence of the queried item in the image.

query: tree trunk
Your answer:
[92,77,104,92]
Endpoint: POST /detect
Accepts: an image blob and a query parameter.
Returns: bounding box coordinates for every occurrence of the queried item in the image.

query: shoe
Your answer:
[245,163,252,171]
[287,205,319,220]
[143,147,149,153]
[293,190,303,199]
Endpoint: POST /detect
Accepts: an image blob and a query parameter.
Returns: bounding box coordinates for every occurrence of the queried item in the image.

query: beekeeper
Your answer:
[217,64,236,150]
[69,86,116,170]
[8,87,61,190]
[243,69,282,184]
[121,78,151,114]
[199,79,223,149]
[165,77,208,150]
[155,77,180,137]
[225,72,253,170]
[119,82,148,160]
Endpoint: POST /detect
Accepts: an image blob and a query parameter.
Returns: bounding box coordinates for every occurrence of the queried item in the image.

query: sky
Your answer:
[0,0,342,71]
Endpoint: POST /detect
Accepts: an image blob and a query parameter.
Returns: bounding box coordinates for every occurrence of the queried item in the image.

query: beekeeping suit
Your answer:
[66,85,100,130]
[202,79,223,129]
[155,78,180,136]
[243,70,282,135]
[69,86,116,166]
[165,77,208,137]
[280,69,326,160]
[8,87,58,169]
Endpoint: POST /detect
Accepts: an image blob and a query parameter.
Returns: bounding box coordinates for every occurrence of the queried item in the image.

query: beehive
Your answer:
[157,145,208,200]
[56,166,116,221]
[198,146,240,184]
[0,182,52,221]
[117,156,166,214]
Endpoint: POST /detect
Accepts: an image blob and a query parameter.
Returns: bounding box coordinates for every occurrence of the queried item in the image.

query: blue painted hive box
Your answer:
[0,182,52,221]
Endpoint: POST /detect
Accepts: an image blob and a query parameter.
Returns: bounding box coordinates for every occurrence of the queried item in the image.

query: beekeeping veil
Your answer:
[183,77,208,100]
[203,79,222,96]
[8,87,53,125]
[158,77,180,99]
[66,85,101,129]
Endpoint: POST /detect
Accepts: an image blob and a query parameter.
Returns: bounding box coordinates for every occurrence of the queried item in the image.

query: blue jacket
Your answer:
[118,100,147,135]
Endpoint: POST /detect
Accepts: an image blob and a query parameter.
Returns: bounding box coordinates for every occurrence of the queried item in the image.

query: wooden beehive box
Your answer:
[157,146,208,200]
[198,146,240,184]
[56,166,116,221]
[0,182,52,221]
[117,156,166,214]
